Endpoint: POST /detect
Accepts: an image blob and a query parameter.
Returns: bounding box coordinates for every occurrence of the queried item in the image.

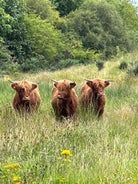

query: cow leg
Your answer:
[14,103,23,112]
[53,107,60,120]
[97,107,104,118]
[25,102,30,113]
[97,95,105,118]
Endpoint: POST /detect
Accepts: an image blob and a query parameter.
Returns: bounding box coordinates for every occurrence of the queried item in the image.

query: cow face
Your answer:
[11,81,37,102]
[86,79,110,95]
[54,80,76,100]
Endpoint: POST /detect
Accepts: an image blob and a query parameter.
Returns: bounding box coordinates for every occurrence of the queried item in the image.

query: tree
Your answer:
[3,0,31,62]
[0,1,11,39]
[107,0,138,47]
[67,1,135,58]
[52,0,84,16]
[26,0,60,23]
[25,14,65,61]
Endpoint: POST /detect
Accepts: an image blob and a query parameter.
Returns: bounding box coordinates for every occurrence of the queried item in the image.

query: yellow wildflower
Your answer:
[61,150,73,157]
[60,177,67,183]
[4,163,20,170]
[6,77,12,82]
[12,176,21,183]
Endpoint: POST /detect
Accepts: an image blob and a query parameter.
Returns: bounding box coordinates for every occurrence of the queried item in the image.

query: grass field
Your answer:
[0,52,138,183]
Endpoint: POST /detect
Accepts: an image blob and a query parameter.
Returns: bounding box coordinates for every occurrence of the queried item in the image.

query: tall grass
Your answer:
[0,52,138,183]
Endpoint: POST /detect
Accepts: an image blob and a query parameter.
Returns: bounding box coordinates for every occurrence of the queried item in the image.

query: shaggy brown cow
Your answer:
[11,80,41,113]
[80,79,110,118]
[52,80,78,120]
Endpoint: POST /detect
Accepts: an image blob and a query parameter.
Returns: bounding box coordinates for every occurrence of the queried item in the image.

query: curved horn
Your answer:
[85,79,92,82]
[105,79,114,82]
[52,79,58,83]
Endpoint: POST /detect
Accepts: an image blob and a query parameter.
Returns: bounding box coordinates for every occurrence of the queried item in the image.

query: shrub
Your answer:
[72,49,99,64]
[19,56,48,72]
[49,59,80,71]
[67,1,133,59]
[119,61,128,70]
[4,61,19,74]
[127,61,138,76]
[96,61,104,71]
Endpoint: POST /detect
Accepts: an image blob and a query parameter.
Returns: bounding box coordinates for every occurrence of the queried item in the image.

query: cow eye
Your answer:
[20,88,25,92]
[61,88,65,92]
[94,84,97,88]
[99,84,103,88]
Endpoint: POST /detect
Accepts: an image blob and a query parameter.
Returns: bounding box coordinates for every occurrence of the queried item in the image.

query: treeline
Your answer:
[0,0,138,73]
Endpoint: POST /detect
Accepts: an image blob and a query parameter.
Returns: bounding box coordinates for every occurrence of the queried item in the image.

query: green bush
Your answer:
[72,49,99,64]
[119,61,128,70]
[96,61,104,71]
[127,61,138,76]
[19,56,48,72]
[1,61,19,74]
[67,1,135,58]
[49,59,80,71]
[0,41,11,64]
[0,42,20,74]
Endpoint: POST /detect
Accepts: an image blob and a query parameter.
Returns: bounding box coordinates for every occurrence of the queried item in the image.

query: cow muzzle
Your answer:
[98,92,104,96]
[57,94,67,100]
[97,92,105,98]
[22,96,30,102]
[57,94,64,99]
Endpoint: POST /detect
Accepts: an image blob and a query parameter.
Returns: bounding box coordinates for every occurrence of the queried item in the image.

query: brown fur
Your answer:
[52,80,78,120]
[80,79,110,118]
[11,80,41,113]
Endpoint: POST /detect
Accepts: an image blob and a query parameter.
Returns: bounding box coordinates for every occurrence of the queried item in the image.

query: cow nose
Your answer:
[23,96,30,101]
[97,92,104,96]
[57,94,62,99]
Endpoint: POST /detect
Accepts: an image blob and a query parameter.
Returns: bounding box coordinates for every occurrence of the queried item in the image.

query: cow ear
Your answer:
[104,80,110,87]
[54,82,58,87]
[70,82,76,88]
[11,82,18,89]
[31,83,37,90]
[86,80,93,88]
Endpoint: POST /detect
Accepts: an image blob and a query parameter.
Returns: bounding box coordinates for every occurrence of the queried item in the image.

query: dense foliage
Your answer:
[0,0,138,72]
[52,0,84,16]
[66,1,135,58]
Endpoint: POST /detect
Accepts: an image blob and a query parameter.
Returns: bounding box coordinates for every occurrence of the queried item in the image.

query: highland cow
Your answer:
[11,80,41,113]
[52,80,78,120]
[80,79,110,118]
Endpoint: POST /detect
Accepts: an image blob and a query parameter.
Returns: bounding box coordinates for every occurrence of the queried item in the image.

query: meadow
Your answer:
[0,52,138,184]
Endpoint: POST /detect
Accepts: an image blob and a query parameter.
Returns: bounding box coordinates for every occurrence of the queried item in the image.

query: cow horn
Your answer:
[52,79,58,83]
[105,79,114,82]
[85,79,91,82]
